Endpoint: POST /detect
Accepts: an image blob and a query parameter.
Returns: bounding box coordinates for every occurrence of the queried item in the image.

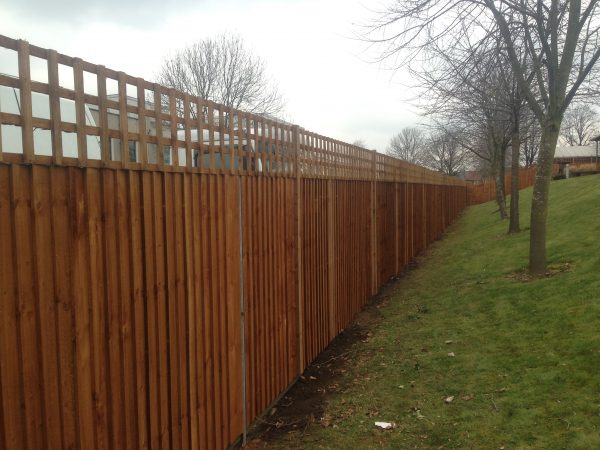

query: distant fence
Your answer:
[467,166,537,205]
[0,35,467,450]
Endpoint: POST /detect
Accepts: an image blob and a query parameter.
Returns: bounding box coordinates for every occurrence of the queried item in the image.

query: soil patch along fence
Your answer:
[0,35,467,450]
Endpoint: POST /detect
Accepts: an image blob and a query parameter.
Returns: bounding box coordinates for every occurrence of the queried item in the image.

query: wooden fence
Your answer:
[0,35,467,450]
[466,166,538,205]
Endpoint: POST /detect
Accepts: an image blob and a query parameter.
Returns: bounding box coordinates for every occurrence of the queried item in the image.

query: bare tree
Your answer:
[408,34,515,219]
[505,55,530,234]
[423,127,468,176]
[483,1,600,274]
[352,139,367,148]
[366,0,600,275]
[508,103,522,233]
[158,34,285,118]
[387,125,467,175]
[386,127,427,164]
[560,103,598,145]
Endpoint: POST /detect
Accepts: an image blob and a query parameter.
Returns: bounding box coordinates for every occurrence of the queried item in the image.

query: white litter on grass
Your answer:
[448,352,455,357]
[374,421,396,430]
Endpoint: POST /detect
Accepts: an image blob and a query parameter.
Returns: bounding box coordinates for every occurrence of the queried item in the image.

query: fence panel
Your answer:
[0,34,469,450]
[242,176,298,424]
[0,163,467,450]
[301,178,331,366]
[332,180,372,338]
[466,166,560,205]
[377,182,397,285]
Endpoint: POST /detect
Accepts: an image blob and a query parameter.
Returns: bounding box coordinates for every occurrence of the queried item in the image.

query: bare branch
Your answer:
[157,33,285,118]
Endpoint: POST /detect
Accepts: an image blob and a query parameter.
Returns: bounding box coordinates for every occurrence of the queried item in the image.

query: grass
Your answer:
[268,174,600,449]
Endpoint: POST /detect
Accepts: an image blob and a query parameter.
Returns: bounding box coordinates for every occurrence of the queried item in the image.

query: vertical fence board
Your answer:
[184,173,198,450]
[68,167,96,450]
[116,170,137,450]
[173,173,189,450]
[190,174,207,449]
[225,176,243,443]
[276,178,285,393]
[31,166,62,450]
[200,175,215,450]
[304,180,313,363]
[163,173,181,450]
[217,175,231,446]
[258,175,267,413]
[11,165,44,450]
[86,169,109,450]
[286,179,298,383]
[151,171,170,450]
[327,180,336,340]
[129,171,149,450]
[103,169,125,449]
[49,167,78,450]
[208,174,223,450]
[141,172,161,450]
[258,176,267,408]
[243,176,255,422]
[0,166,25,450]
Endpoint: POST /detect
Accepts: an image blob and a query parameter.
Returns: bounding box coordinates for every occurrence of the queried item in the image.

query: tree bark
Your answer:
[529,117,560,275]
[494,147,508,220]
[508,122,521,233]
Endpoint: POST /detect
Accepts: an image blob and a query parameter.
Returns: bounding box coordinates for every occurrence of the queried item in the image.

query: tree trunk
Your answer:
[494,148,508,220]
[529,117,560,275]
[508,125,521,233]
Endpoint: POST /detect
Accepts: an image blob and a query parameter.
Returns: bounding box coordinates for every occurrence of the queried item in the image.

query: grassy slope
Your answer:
[273,174,600,449]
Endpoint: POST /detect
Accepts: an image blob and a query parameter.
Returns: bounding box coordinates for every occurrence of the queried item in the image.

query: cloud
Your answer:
[3,0,209,27]
[1,0,422,153]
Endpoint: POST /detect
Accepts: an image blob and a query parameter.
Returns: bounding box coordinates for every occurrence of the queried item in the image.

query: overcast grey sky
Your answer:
[0,0,422,152]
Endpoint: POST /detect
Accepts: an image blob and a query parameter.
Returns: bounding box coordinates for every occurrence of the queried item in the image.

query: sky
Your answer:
[0,0,424,152]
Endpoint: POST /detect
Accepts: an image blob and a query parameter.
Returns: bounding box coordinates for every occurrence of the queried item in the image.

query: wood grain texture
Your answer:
[0,33,468,450]
[0,163,466,450]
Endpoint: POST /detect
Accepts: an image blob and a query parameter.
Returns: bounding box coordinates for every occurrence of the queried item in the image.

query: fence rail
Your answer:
[0,35,463,186]
[0,35,467,450]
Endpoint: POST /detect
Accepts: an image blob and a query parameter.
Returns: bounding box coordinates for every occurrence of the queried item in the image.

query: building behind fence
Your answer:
[0,35,467,450]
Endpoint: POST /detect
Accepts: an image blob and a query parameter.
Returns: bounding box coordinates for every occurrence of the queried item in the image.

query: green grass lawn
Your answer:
[270,174,600,449]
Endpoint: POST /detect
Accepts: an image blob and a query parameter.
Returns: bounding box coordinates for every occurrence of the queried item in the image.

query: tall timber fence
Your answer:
[0,35,467,450]
[466,165,560,206]
[466,166,537,205]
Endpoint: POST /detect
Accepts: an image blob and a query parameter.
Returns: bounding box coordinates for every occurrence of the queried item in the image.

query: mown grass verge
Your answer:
[266,174,600,449]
